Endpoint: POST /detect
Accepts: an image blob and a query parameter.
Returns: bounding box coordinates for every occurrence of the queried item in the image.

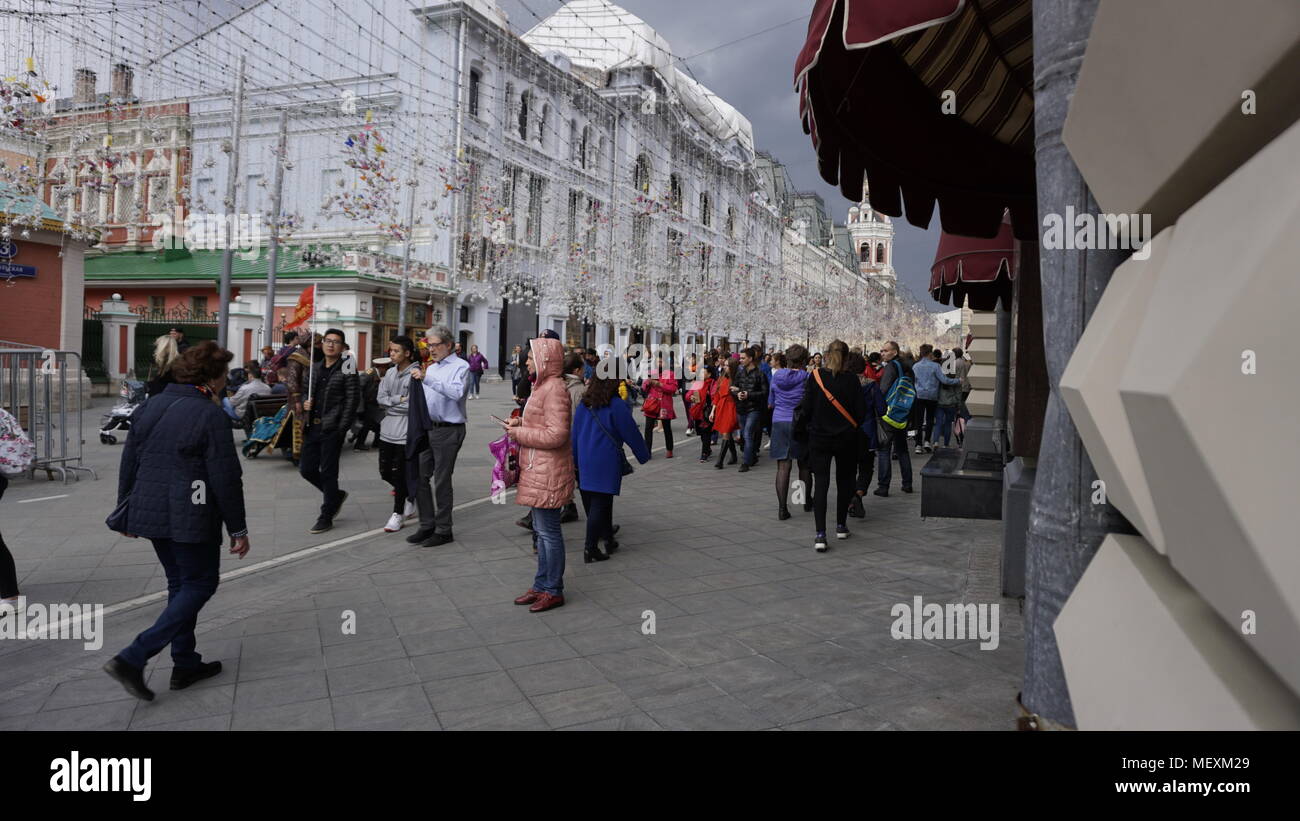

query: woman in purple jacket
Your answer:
[466,345,489,400]
[769,344,813,521]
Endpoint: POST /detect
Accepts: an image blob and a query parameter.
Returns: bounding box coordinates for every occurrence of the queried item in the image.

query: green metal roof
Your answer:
[84,248,450,289]
[0,181,63,224]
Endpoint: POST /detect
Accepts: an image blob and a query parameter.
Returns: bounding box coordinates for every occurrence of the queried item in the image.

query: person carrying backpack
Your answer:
[875,340,915,496]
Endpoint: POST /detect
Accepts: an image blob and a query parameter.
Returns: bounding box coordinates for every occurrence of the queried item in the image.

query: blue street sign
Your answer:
[0,240,16,260]
[0,262,36,278]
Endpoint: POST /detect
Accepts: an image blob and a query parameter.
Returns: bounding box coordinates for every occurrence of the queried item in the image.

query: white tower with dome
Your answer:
[846,179,897,291]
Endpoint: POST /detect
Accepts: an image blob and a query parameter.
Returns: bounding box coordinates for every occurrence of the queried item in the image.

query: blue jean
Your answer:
[470,370,482,396]
[739,410,762,466]
[118,539,220,671]
[933,406,956,446]
[876,425,913,490]
[531,507,565,595]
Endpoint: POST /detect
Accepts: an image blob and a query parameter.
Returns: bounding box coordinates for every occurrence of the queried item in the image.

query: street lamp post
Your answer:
[655,279,677,349]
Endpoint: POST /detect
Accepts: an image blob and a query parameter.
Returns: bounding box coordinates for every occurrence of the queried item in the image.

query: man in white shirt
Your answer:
[406,325,470,547]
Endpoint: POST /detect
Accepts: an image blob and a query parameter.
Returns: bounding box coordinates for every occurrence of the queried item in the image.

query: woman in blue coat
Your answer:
[571,376,652,563]
[103,341,250,702]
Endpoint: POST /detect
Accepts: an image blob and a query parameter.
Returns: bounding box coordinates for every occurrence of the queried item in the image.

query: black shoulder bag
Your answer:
[588,404,634,476]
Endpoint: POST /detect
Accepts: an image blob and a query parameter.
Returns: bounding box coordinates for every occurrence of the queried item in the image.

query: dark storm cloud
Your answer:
[499,0,943,304]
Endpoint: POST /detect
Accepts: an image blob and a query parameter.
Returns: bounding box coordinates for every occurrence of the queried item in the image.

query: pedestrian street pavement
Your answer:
[0,379,1021,730]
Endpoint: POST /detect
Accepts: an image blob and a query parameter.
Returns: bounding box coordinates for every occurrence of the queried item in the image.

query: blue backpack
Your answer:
[882,360,916,430]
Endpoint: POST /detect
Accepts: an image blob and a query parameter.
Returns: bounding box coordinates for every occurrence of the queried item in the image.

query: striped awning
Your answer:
[795,0,1038,241]
[930,216,1015,310]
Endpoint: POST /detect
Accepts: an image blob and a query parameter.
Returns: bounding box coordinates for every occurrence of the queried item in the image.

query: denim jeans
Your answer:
[531,507,566,595]
[118,539,220,671]
[470,370,482,396]
[876,425,913,490]
[933,406,956,446]
[740,410,762,466]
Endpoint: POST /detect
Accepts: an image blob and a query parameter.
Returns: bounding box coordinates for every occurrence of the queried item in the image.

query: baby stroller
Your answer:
[99,379,147,444]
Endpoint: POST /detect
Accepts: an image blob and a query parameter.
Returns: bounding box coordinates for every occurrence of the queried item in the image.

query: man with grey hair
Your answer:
[406,325,470,547]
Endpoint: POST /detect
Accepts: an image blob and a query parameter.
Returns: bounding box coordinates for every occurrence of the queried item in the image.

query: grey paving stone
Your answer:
[410,647,503,682]
[130,684,235,728]
[489,636,577,669]
[438,699,548,730]
[587,645,686,682]
[559,711,664,731]
[237,647,326,682]
[730,678,858,727]
[647,694,773,731]
[782,707,897,731]
[400,626,484,658]
[330,683,433,730]
[422,670,524,713]
[324,636,410,670]
[695,654,802,693]
[512,657,609,697]
[41,673,137,711]
[327,657,419,697]
[29,699,137,731]
[617,669,725,712]
[533,683,637,729]
[234,671,330,711]
[232,698,335,731]
[238,627,321,658]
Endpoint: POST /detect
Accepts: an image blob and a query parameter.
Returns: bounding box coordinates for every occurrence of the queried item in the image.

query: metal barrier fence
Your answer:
[0,348,97,483]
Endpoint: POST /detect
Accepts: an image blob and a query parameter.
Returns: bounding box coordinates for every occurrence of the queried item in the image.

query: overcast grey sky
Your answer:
[499,0,944,304]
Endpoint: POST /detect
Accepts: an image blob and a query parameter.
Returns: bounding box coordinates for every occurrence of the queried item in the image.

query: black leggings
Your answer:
[377,440,411,515]
[810,444,859,534]
[644,417,673,453]
[0,475,17,598]
[579,489,615,551]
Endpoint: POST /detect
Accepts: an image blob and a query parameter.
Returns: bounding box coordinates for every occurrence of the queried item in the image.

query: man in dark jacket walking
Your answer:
[301,328,359,533]
[103,341,249,701]
[733,346,769,471]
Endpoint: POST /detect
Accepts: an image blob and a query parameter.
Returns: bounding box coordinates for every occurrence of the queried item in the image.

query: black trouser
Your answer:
[0,474,17,598]
[855,430,876,495]
[579,489,615,551]
[699,424,713,458]
[353,419,380,447]
[299,424,346,518]
[377,440,411,515]
[644,417,673,453]
[810,436,858,534]
[911,398,937,445]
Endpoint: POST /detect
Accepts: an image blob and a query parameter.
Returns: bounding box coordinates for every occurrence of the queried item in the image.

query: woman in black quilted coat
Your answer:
[103,341,251,702]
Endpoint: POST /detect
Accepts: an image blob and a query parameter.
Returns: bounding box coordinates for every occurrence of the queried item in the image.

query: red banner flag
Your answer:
[284,284,316,331]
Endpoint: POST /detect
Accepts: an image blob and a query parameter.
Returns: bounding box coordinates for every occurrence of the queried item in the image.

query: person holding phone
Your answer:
[405,326,469,547]
[103,341,250,702]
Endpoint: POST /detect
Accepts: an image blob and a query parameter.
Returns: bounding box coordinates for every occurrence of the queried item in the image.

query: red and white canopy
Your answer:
[794,0,1038,241]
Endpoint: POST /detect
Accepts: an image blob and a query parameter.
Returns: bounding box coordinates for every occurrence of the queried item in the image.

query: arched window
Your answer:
[726,206,736,239]
[669,173,682,211]
[537,103,550,147]
[633,153,650,192]
[699,192,711,227]
[517,89,531,141]
[876,243,886,264]
[860,243,870,262]
[580,125,592,169]
[568,119,578,162]
[468,69,481,117]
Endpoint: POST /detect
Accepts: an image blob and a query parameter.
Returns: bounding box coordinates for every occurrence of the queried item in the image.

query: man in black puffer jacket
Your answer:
[732,346,769,471]
[300,328,359,534]
[103,341,249,701]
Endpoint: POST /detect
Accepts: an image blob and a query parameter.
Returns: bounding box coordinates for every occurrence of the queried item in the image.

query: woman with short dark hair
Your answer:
[770,344,812,520]
[103,341,250,701]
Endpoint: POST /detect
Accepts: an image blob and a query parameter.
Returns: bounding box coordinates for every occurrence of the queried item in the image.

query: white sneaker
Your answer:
[384,512,403,532]
[914,446,924,454]
[403,499,417,520]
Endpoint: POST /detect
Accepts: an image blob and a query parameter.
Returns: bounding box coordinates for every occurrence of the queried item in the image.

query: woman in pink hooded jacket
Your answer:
[504,336,575,613]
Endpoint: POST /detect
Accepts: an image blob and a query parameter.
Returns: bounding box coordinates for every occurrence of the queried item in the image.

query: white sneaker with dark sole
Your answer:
[384,512,403,532]
[814,533,828,552]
